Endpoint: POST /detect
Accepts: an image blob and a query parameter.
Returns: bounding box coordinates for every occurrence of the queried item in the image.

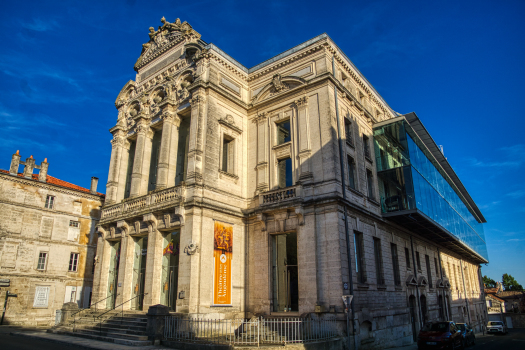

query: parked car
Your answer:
[486,320,508,334]
[456,323,475,346]
[417,321,464,349]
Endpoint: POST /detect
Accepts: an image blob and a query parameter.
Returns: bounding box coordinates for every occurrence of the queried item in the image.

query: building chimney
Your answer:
[9,150,21,175]
[90,177,99,194]
[39,158,49,182]
[22,155,36,178]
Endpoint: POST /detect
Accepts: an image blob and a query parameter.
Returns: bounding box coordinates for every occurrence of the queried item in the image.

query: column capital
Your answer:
[161,111,181,127]
[294,96,308,108]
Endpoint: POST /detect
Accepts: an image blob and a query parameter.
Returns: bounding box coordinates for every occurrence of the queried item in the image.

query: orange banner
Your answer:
[213,221,233,305]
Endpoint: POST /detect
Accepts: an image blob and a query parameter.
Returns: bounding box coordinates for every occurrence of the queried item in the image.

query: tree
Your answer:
[483,275,497,288]
[502,273,524,291]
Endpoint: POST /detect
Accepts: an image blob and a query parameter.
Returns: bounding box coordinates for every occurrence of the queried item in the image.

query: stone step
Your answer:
[82,325,148,336]
[60,330,152,347]
[105,319,148,327]
[76,328,149,341]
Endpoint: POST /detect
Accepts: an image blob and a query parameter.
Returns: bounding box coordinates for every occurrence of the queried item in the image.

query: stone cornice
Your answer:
[247,43,325,82]
[206,51,248,82]
[0,172,105,201]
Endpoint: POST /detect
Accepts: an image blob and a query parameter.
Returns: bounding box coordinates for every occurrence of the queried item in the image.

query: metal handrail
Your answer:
[95,293,148,335]
[72,293,119,332]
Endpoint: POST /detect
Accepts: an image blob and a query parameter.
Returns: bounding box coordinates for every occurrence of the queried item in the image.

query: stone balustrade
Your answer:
[260,184,302,206]
[100,185,185,223]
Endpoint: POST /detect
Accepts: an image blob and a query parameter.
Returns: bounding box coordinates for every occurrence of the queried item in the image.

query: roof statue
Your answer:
[134,17,201,71]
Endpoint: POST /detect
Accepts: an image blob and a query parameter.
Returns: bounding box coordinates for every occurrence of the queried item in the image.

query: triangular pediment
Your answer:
[418,276,428,287]
[436,278,446,288]
[406,274,418,286]
[134,17,201,71]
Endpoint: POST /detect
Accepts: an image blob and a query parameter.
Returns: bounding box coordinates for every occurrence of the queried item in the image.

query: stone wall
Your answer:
[0,173,102,326]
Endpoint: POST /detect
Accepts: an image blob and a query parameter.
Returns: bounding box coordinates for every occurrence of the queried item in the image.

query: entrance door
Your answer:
[132,236,148,310]
[271,232,298,312]
[107,241,121,309]
[409,295,418,342]
[420,295,428,324]
[161,231,180,311]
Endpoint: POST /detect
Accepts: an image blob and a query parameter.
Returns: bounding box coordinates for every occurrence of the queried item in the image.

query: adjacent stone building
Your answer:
[0,152,104,326]
[93,17,489,349]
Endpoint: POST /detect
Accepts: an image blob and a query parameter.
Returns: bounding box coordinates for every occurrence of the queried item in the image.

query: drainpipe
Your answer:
[410,236,423,328]
[460,260,472,325]
[437,248,450,321]
[333,55,357,350]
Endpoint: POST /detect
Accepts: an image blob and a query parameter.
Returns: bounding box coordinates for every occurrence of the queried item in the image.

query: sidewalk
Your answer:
[9,331,169,350]
[386,332,490,350]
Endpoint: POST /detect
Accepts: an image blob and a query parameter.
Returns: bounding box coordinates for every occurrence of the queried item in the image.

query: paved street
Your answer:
[390,329,525,350]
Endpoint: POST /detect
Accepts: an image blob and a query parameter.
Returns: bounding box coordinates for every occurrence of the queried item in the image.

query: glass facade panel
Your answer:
[373,120,488,261]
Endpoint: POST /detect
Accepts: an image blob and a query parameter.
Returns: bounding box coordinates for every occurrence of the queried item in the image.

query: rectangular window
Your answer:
[366,169,375,199]
[405,247,411,269]
[434,258,439,276]
[277,158,293,188]
[363,135,371,158]
[221,136,235,173]
[425,255,433,288]
[69,220,80,228]
[37,252,48,270]
[347,156,356,190]
[276,120,291,145]
[355,232,366,283]
[391,244,401,286]
[373,238,384,285]
[345,119,353,145]
[416,251,422,271]
[124,141,136,199]
[147,130,162,192]
[44,195,55,209]
[68,253,79,272]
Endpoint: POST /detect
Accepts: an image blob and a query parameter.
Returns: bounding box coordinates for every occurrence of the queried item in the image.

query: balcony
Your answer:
[259,184,302,206]
[100,185,185,224]
[373,114,488,263]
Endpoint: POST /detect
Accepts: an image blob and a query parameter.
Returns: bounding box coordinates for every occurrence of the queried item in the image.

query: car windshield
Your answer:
[488,322,503,326]
[422,322,449,332]
[457,324,466,331]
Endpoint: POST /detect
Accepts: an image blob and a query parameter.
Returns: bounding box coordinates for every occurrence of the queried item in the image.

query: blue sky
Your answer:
[1,0,524,285]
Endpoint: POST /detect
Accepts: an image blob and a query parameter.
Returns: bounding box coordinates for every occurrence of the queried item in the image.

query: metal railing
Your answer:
[260,184,302,205]
[164,316,338,346]
[95,293,147,335]
[71,293,119,332]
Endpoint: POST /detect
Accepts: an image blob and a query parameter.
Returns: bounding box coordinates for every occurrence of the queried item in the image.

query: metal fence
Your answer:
[164,316,338,346]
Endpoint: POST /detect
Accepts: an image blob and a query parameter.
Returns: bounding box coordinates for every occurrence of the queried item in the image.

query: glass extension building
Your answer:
[373,112,488,263]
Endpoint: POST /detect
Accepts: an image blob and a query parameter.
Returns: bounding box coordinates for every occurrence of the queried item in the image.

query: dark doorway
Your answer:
[271,232,298,312]
[409,295,418,342]
[132,236,148,310]
[161,231,180,311]
[420,295,428,324]
[438,295,444,320]
[107,241,121,309]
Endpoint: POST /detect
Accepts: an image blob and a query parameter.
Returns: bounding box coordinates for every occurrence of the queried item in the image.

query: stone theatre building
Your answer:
[93,17,489,349]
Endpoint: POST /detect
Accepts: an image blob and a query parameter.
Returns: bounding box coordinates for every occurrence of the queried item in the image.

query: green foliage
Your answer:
[483,275,497,288]
[502,273,524,291]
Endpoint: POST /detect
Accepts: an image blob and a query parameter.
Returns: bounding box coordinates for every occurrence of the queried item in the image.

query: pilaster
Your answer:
[130,118,154,197]
[185,92,205,185]
[106,128,128,204]
[116,221,134,309]
[156,105,181,189]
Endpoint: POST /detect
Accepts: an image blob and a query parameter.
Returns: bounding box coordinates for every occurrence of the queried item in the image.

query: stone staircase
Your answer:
[49,309,151,346]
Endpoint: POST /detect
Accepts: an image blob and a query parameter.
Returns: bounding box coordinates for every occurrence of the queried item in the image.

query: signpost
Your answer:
[1,291,18,325]
[342,295,354,350]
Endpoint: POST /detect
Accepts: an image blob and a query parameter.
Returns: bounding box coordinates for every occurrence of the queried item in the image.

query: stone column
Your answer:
[295,97,313,184]
[106,127,128,205]
[116,221,135,310]
[255,112,269,194]
[93,232,112,309]
[143,214,163,309]
[185,93,205,185]
[130,118,154,197]
[156,111,181,190]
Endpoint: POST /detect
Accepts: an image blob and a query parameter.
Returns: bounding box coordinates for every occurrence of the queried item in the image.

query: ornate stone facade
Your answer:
[94,18,489,349]
[0,152,104,326]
